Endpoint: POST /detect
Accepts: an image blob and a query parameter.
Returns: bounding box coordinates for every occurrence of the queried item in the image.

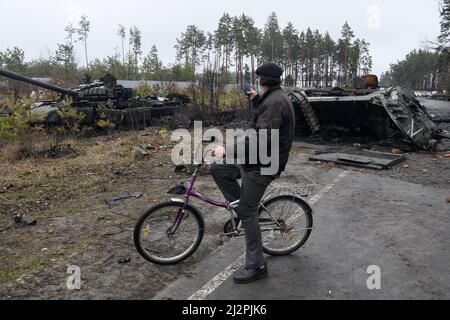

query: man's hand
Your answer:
[246,89,258,101]
[212,146,226,159]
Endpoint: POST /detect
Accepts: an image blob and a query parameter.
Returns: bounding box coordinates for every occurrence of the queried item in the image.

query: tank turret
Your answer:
[0,68,133,101]
[0,68,186,128]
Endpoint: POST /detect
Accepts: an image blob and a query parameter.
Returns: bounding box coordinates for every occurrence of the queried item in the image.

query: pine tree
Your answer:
[323,32,336,87]
[214,13,234,75]
[142,45,163,80]
[77,15,90,69]
[129,26,142,80]
[304,28,314,87]
[232,15,246,86]
[117,25,127,79]
[242,15,261,86]
[282,22,299,83]
[175,25,206,81]
[260,12,284,64]
[438,0,450,92]
[438,0,450,48]
[359,39,373,75]
[337,21,355,86]
[297,31,306,86]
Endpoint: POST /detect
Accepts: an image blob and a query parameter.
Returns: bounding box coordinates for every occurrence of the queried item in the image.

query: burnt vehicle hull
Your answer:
[27,99,182,128]
[286,86,444,150]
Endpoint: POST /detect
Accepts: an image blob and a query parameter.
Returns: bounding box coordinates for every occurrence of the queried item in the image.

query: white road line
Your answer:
[309,171,348,205]
[187,170,349,301]
[188,255,245,300]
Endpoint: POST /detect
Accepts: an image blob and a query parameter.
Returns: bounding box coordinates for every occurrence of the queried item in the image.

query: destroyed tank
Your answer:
[285,83,446,151]
[0,68,188,128]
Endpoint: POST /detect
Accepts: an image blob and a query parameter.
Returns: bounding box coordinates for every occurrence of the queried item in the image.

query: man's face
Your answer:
[256,76,267,94]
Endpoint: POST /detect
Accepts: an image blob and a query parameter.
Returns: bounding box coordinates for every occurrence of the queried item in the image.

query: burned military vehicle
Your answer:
[0,68,188,128]
[285,85,447,151]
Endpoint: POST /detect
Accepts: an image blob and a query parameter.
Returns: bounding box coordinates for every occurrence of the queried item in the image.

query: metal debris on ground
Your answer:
[134,144,155,159]
[105,192,144,206]
[309,148,406,170]
[45,144,77,158]
[118,258,131,264]
[14,215,37,227]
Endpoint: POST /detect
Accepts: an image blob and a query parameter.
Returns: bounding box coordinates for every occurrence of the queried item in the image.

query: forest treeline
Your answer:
[0,12,372,89]
[1,3,449,97]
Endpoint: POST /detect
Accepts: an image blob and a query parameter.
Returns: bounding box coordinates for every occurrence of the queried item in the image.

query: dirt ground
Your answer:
[0,105,449,299]
[0,128,230,299]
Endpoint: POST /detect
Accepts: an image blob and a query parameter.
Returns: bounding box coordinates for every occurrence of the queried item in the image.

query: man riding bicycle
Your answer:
[212,63,296,284]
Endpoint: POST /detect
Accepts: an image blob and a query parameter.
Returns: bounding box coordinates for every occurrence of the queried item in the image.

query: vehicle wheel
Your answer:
[134,201,204,265]
[259,195,313,256]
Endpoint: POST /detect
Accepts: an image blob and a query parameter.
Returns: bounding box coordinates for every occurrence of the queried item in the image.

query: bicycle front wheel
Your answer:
[134,201,205,265]
[259,195,313,256]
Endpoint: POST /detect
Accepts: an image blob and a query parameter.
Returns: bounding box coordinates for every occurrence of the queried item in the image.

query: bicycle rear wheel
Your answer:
[259,195,313,256]
[134,201,204,265]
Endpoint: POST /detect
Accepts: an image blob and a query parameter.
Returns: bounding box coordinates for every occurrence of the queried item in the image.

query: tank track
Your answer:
[286,87,321,134]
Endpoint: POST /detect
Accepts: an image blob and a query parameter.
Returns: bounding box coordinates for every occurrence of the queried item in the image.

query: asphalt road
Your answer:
[418,98,450,122]
[153,97,450,300]
[154,167,450,300]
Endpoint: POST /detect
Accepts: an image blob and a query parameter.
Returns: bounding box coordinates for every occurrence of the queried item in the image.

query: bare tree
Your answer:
[77,15,91,69]
[117,24,127,79]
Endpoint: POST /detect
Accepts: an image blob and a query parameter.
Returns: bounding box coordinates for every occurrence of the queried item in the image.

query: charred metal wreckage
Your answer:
[0,68,188,128]
[286,80,448,150]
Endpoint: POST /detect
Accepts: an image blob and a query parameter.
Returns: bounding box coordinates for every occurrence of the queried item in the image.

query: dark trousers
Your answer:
[211,164,272,269]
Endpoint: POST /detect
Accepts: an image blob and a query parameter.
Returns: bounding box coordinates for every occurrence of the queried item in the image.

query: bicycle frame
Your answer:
[166,140,287,237]
[168,165,237,236]
[168,164,285,238]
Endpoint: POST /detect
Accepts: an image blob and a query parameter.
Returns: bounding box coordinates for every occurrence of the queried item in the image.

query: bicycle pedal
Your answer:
[217,235,228,245]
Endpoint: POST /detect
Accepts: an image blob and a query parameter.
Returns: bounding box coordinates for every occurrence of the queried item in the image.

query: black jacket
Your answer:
[235,86,295,177]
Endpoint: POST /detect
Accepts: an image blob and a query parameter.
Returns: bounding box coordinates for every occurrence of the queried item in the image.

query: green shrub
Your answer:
[56,97,87,136]
[0,95,39,142]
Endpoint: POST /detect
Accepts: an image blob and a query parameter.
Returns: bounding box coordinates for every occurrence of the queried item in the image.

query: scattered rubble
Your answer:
[118,257,131,264]
[14,215,37,227]
[309,148,406,170]
[105,192,144,206]
[133,144,156,159]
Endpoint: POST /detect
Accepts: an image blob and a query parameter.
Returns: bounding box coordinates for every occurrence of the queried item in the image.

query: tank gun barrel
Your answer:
[0,68,78,97]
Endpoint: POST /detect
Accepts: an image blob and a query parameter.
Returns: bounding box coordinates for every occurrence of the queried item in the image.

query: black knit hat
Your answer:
[255,63,284,78]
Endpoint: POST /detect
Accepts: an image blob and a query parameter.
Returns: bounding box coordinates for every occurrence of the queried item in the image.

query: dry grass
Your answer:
[0,129,179,287]
[0,133,59,162]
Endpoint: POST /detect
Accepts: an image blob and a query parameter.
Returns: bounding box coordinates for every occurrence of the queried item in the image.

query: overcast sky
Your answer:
[0,0,442,76]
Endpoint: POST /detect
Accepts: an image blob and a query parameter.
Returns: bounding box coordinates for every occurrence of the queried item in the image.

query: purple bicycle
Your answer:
[134,147,314,265]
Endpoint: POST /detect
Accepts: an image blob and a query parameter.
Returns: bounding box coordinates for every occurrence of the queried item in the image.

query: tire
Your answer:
[134,201,205,265]
[259,195,313,256]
